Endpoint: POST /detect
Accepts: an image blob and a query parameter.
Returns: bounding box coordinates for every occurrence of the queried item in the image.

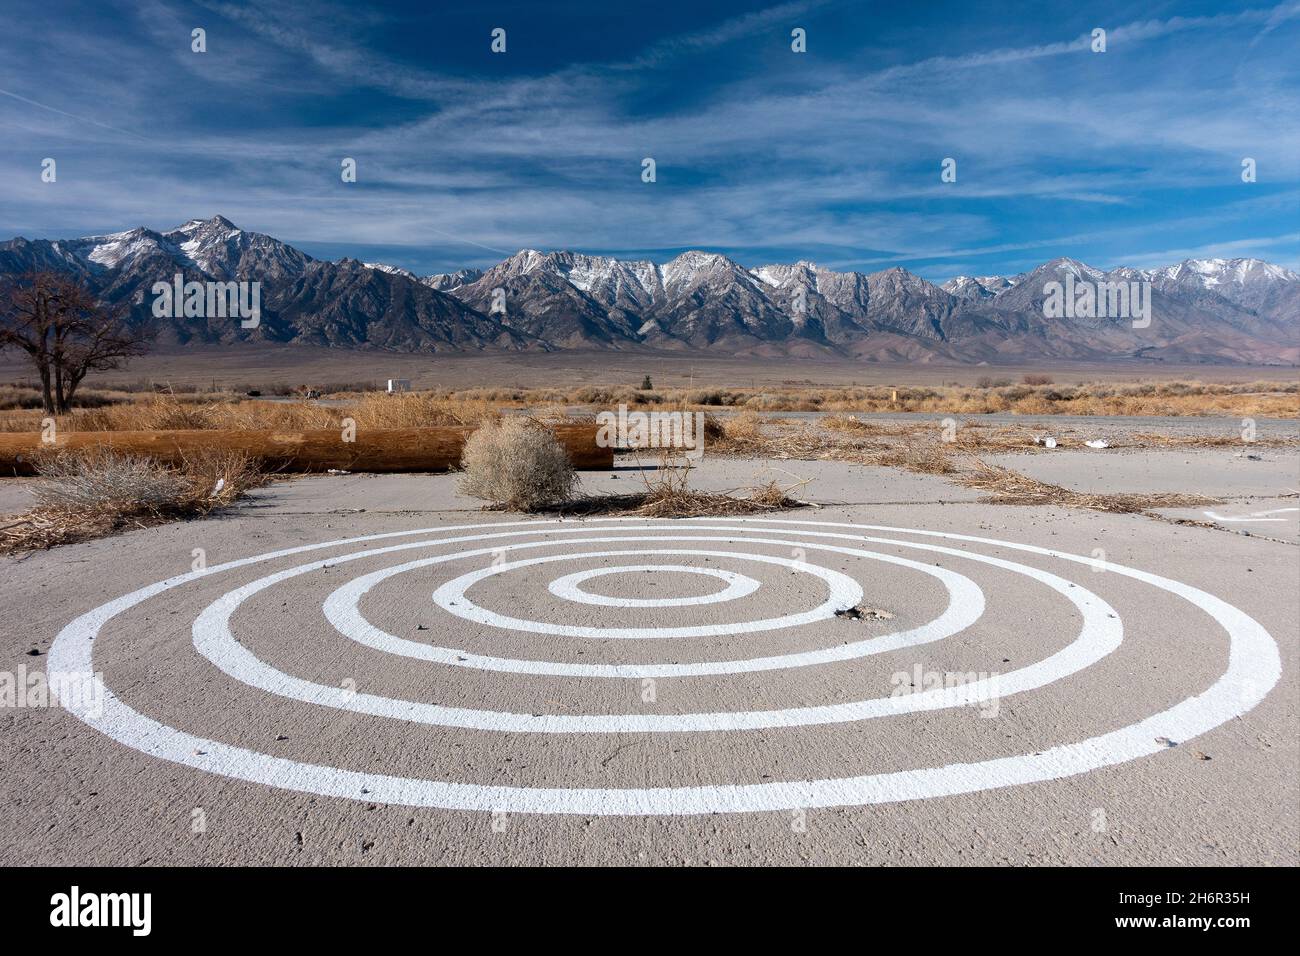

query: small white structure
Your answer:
[387,379,411,394]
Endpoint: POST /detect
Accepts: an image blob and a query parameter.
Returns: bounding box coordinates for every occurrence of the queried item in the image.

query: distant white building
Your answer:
[387,379,411,394]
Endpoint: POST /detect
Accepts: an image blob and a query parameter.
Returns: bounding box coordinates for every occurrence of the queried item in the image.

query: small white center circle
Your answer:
[549,564,762,608]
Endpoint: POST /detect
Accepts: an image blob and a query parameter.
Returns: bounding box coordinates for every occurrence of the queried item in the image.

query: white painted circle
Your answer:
[321,532,983,677]
[45,518,1281,816]
[548,564,760,608]
[192,531,1114,731]
[433,548,862,639]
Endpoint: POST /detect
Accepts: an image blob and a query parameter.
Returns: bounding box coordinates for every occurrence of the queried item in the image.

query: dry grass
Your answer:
[702,415,1238,514]
[551,459,809,518]
[2,377,1295,432]
[448,379,1299,418]
[874,443,960,474]
[458,417,578,511]
[1,448,264,553]
[0,393,504,433]
[617,462,808,518]
[953,459,1221,513]
[719,410,765,443]
[724,414,1296,457]
[0,385,121,411]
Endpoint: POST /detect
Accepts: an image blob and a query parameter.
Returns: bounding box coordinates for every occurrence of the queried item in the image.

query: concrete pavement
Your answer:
[1,450,1296,865]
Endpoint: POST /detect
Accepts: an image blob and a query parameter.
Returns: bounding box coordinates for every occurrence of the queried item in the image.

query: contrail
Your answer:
[0,87,151,141]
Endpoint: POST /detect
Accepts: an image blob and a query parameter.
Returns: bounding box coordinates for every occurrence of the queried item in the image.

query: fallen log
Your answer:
[0,424,612,475]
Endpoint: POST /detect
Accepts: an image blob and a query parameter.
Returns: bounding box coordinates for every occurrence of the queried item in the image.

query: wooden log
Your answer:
[0,424,612,475]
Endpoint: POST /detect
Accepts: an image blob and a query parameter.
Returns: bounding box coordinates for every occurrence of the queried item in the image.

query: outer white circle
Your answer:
[46,518,1282,815]
[548,564,760,608]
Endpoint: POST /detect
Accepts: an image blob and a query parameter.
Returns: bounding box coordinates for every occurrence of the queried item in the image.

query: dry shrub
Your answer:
[459,418,577,510]
[172,448,266,508]
[31,451,190,513]
[622,461,808,517]
[743,478,805,509]
[1,448,264,552]
[722,411,765,442]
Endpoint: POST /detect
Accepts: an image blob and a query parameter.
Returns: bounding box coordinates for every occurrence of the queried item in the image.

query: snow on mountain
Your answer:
[55,216,314,282]
[1133,257,1300,323]
[3,217,1296,362]
[979,274,1018,290]
[161,215,313,279]
[942,276,997,300]
[423,268,484,291]
[1145,257,1299,287]
[61,227,184,271]
[364,262,417,280]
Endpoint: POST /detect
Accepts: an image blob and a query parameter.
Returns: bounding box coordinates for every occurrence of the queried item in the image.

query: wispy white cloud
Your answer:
[0,0,1296,278]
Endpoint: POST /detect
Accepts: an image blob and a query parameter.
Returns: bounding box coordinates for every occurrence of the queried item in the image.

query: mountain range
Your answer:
[1,216,1296,365]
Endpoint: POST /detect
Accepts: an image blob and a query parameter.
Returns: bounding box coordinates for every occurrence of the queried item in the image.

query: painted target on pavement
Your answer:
[47,518,1281,816]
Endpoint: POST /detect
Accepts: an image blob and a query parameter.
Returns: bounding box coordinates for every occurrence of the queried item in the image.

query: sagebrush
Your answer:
[1,447,264,552]
[458,418,578,510]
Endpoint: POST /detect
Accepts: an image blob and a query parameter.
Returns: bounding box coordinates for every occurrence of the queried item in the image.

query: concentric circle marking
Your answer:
[548,564,760,608]
[193,531,1114,731]
[434,548,860,638]
[47,518,1282,815]
[310,531,983,676]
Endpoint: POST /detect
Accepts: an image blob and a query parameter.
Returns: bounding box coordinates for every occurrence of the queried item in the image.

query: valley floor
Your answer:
[3,345,1297,392]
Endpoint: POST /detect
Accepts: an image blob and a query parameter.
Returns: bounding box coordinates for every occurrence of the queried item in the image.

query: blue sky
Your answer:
[1,0,1297,281]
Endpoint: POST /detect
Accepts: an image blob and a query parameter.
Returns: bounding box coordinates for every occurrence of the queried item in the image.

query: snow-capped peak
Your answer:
[173,214,235,233]
[1143,257,1300,294]
[77,227,168,268]
[365,262,417,280]
[941,275,1004,300]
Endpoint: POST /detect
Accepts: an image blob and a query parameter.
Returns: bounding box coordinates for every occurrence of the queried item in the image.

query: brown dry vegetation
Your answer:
[823,412,1298,450]
[0,447,264,553]
[549,458,809,518]
[510,379,1297,417]
[701,416,1243,514]
[952,459,1220,514]
[458,417,578,511]
[0,375,1292,538]
[0,392,504,433]
[1,378,1296,432]
[492,379,1298,417]
[457,428,810,517]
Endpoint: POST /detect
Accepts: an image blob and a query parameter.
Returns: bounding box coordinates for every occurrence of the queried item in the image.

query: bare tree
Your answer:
[0,271,150,413]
